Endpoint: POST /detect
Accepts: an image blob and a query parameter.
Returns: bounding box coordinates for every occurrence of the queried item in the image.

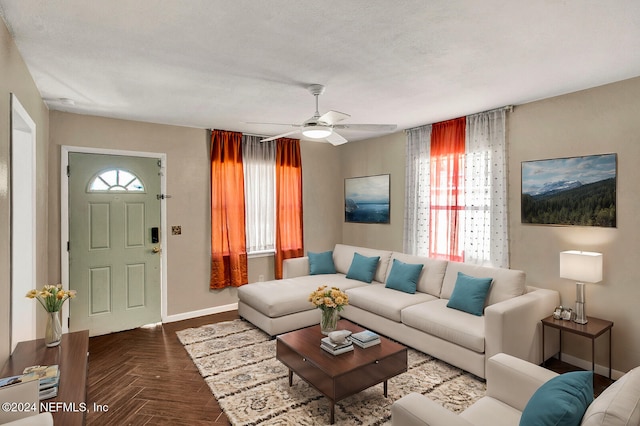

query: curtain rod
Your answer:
[208,129,272,139]
[404,105,514,133]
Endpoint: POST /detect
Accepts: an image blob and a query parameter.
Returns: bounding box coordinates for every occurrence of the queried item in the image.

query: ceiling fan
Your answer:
[251,84,397,145]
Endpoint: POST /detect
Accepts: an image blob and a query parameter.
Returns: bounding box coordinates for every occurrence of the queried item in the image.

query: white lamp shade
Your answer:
[559,250,603,283]
[302,125,332,139]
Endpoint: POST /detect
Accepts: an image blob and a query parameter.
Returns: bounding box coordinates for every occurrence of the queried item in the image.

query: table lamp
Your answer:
[559,250,603,324]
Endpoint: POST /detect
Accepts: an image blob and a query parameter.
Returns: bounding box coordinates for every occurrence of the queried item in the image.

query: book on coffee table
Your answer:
[321,343,354,355]
[321,336,354,355]
[321,336,351,349]
[351,337,381,348]
[351,330,379,343]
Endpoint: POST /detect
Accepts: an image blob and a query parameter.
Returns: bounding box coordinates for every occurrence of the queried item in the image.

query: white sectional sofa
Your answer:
[237,244,559,378]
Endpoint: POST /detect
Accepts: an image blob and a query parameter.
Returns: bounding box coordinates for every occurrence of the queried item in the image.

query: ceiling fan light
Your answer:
[302,125,332,139]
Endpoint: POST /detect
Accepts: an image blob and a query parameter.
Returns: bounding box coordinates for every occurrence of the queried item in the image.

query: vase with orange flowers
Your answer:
[308,285,349,335]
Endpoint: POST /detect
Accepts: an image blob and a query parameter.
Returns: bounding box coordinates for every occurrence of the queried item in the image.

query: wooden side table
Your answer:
[541,315,613,379]
[0,330,90,425]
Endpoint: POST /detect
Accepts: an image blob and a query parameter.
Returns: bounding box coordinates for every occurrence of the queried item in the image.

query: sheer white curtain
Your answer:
[463,109,508,267]
[404,125,431,255]
[242,135,276,254]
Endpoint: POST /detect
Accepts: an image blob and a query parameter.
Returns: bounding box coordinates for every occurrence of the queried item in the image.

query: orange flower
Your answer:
[308,285,348,312]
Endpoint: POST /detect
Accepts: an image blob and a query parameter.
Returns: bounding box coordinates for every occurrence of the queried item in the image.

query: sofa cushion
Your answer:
[459,397,523,426]
[441,262,525,307]
[581,366,640,426]
[446,272,493,316]
[237,275,367,317]
[402,299,486,353]
[332,244,392,283]
[308,251,336,275]
[346,284,436,322]
[346,252,380,283]
[520,371,593,426]
[385,259,423,294]
[388,253,448,297]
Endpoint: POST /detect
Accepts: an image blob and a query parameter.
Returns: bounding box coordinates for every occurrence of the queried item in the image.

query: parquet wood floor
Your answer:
[87,311,239,425]
[86,310,614,425]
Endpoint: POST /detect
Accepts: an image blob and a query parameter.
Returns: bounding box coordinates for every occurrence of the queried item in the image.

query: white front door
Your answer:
[68,152,161,336]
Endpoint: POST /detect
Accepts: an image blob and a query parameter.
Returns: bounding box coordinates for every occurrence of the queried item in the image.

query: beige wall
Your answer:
[48,112,236,316]
[339,77,640,373]
[509,76,640,373]
[0,20,50,366]
[339,132,406,251]
[301,140,344,253]
[48,112,343,316]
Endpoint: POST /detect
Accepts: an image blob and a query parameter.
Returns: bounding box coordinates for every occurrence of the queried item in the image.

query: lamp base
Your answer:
[573,301,588,324]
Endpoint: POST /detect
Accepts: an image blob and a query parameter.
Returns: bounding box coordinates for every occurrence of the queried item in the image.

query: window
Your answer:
[428,117,466,262]
[404,109,508,267]
[210,130,303,288]
[89,169,144,192]
[242,135,276,255]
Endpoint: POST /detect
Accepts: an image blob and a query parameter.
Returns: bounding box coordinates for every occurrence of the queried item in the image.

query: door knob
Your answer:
[152,246,161,254]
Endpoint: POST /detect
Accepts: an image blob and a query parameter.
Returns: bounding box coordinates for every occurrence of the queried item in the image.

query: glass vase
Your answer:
[320,308,339,335]
[45,311,62,347]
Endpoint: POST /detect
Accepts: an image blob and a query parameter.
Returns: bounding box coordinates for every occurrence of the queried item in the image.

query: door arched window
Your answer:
[88,169,145,192]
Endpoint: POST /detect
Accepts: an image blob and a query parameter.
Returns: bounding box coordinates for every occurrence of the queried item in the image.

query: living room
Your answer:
[1,2,640,424]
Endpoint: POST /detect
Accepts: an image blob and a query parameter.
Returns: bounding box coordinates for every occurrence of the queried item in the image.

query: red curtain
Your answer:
[210,130,248,289]
[275,138,304,279]
[429,117,466,262]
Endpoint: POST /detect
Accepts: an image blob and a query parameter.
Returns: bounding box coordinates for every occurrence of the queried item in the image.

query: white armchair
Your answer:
[392,353,640,426]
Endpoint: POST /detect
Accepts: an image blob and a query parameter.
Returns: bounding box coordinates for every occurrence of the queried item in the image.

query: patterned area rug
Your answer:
[177,320,485,425]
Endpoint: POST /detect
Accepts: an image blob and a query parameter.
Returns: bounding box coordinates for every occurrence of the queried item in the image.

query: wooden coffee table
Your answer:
[276,319,407,424]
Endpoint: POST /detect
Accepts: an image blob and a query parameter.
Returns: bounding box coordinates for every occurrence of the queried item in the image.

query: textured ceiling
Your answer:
[1,0,639,142]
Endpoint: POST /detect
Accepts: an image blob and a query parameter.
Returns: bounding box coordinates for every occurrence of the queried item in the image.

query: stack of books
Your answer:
[22,365,60,400]
[0,365,60,400]
[320,336,354,355]
[350,330,381,348]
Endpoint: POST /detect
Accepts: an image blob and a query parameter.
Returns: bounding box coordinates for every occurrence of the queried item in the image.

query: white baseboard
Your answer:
[163,303,238,323]
[556,352,624,380]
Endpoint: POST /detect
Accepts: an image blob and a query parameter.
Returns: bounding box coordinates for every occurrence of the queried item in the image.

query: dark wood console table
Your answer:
[0,330,89,426]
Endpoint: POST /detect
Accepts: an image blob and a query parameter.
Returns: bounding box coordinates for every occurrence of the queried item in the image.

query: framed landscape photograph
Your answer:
[521,153,617,227]
[345,174,390,224]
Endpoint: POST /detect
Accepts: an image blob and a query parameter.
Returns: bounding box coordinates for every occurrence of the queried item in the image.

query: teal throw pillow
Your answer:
[520,371,594,426]
[346,253,380,283]
[308,251,336,275]
[385,259,424,294]
[446,272,493,316]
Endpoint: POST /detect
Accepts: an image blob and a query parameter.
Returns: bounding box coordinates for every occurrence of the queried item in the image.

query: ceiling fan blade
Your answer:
[333,124,397,132]
[318,110,350,125]
[261,129,301,142]
[325,132,348,146]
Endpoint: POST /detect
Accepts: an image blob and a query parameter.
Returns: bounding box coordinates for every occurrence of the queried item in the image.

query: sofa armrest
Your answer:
[485,353,558,412]
[282,256,309,279]
[485,287,559,365]
[3,413,54,426]
[392,393,474,426]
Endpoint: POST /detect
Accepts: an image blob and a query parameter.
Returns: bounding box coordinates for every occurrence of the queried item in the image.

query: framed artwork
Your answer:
[344,174,390,224]
[521,153,616,227]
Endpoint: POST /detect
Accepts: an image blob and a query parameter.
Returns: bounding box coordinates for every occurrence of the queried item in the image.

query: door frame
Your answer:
[61,146,168,332]
[10,93,37,351]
